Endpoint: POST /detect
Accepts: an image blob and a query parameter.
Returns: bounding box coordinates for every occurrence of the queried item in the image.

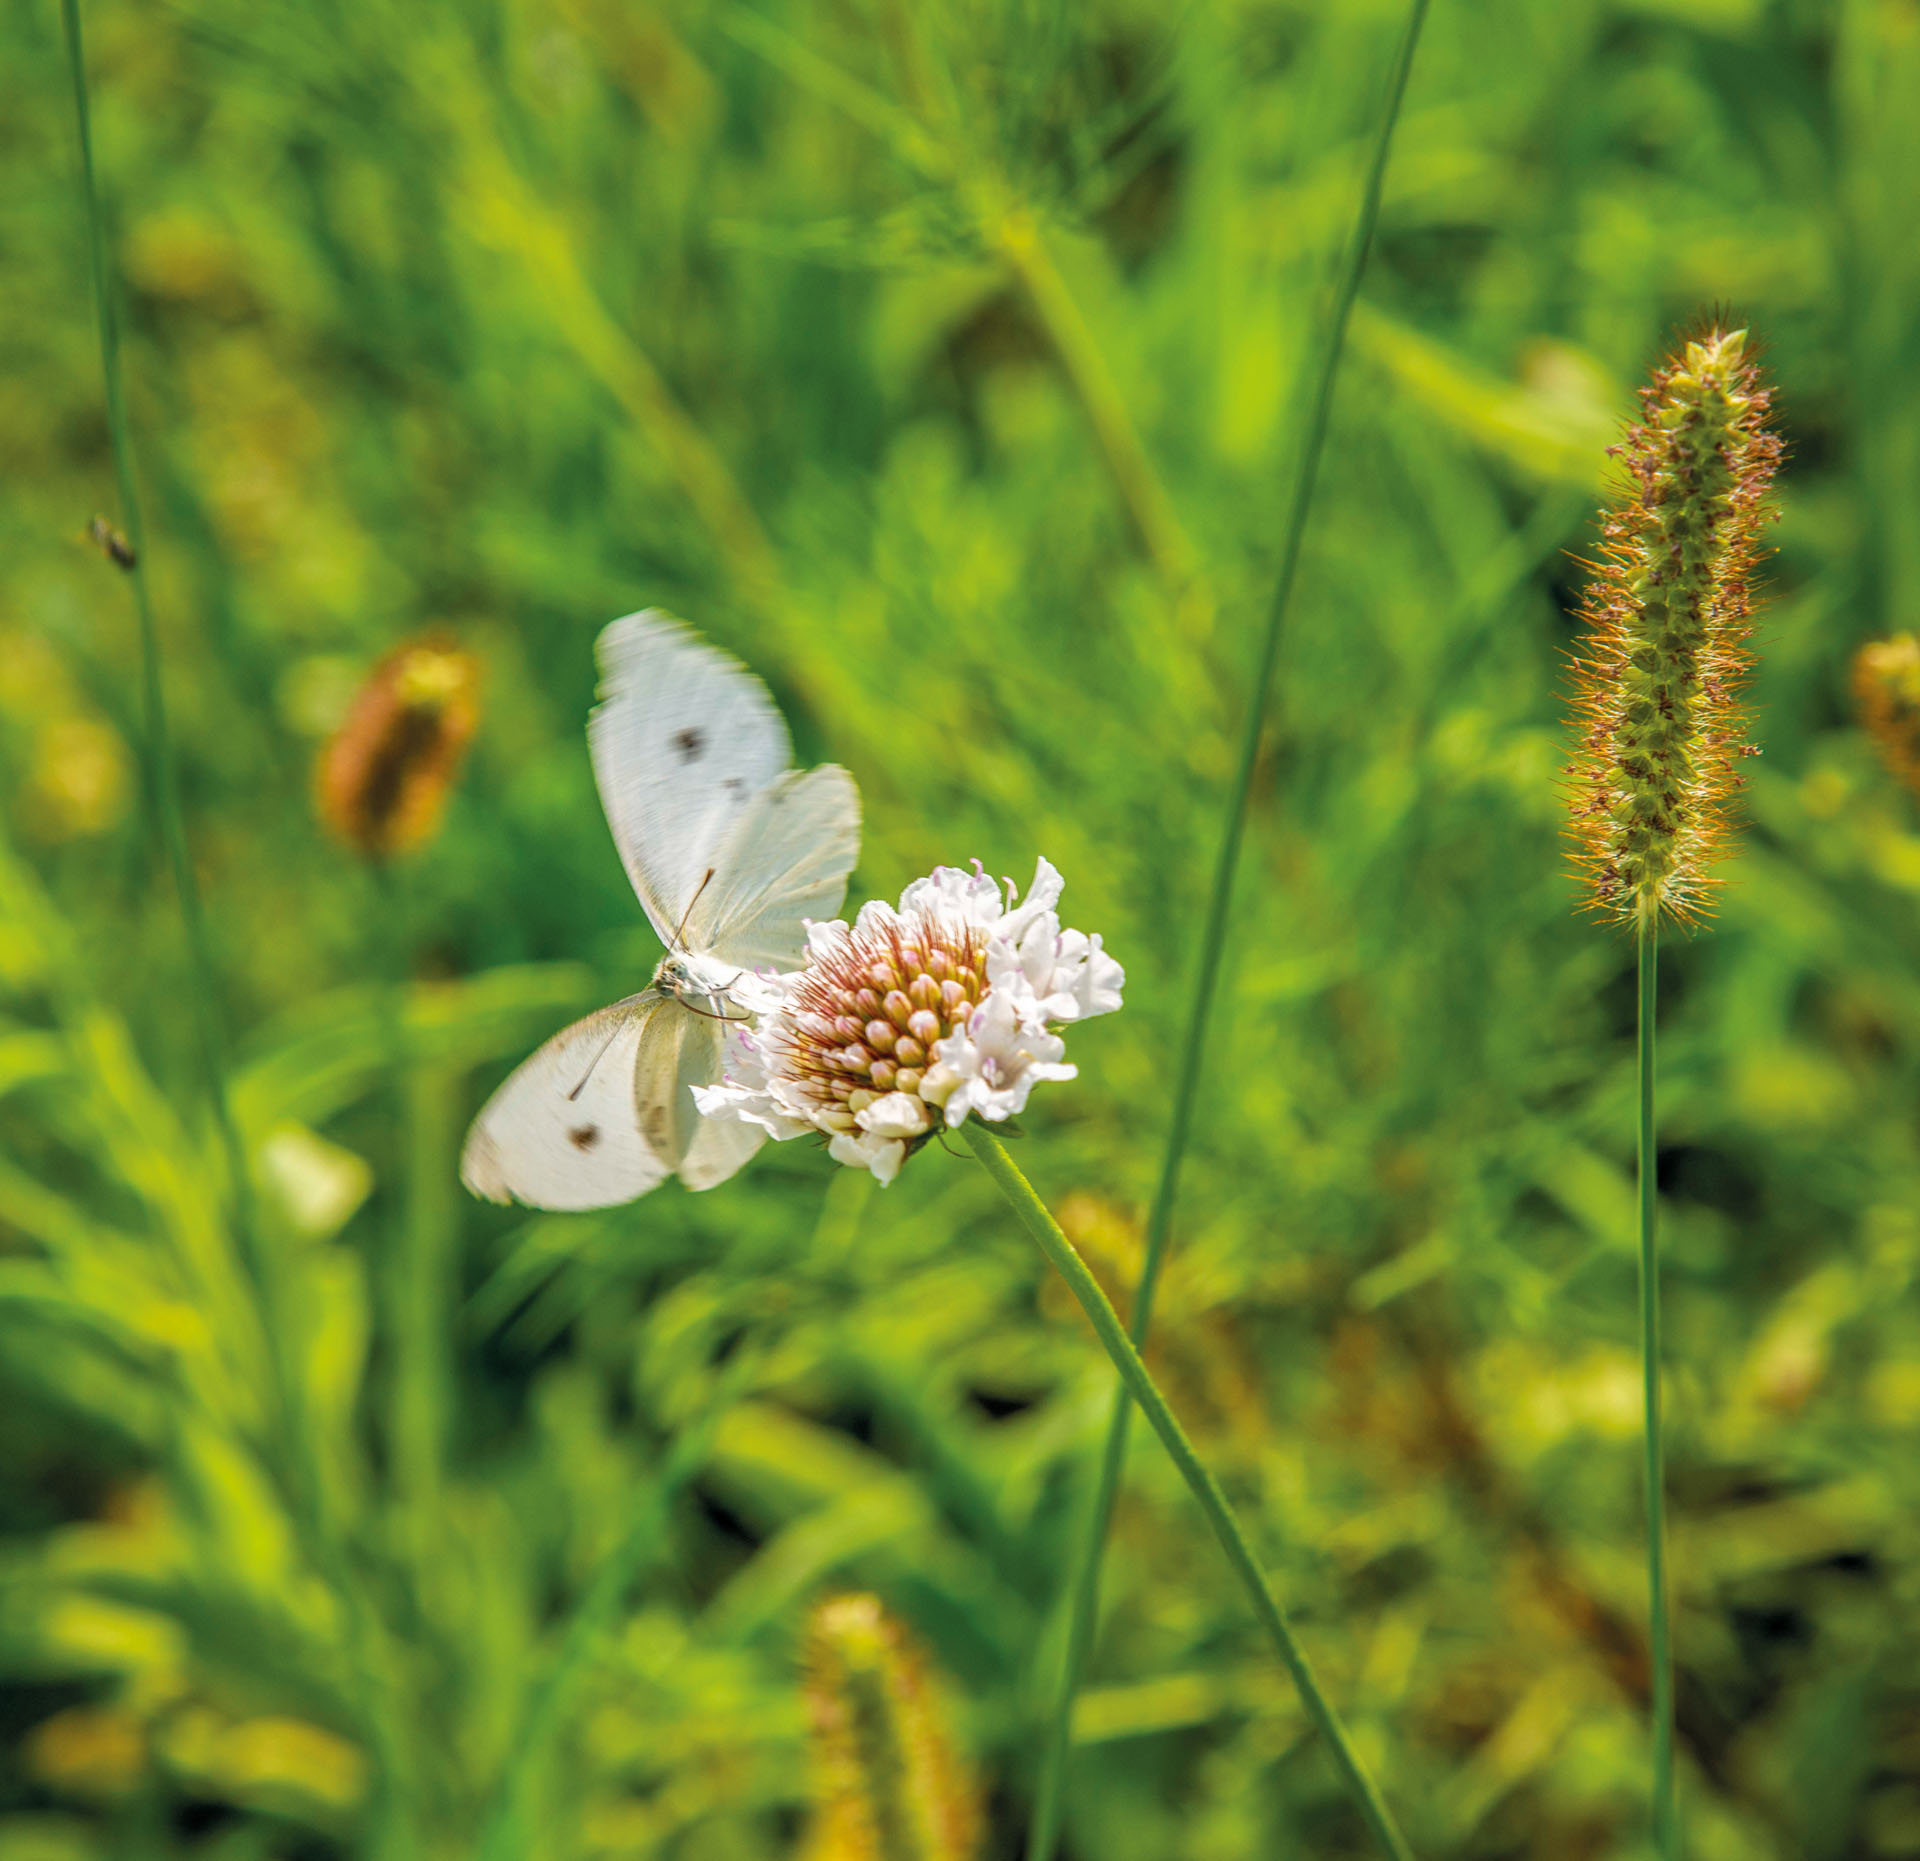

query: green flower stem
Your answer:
[1024,3,1429,1855]
[1638,923,1678,1857]
[963,1124,1415,1861]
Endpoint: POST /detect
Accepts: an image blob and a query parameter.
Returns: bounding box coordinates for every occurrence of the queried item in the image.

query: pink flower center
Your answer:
[779,917,989,1110]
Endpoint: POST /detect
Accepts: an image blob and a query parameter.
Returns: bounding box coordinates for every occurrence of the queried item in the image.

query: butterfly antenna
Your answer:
[672,869,716,949]
[566,1022,630,1102]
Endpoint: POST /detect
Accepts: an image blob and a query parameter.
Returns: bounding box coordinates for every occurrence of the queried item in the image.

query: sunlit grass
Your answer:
[3,0,1918,1857]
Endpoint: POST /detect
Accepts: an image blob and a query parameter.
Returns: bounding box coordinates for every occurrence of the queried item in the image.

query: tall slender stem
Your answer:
[61,0,253,1235]
[964,1125,1416,1861]
[1024,4,1430,1854]
[62,15,415,1849]
[1638,922,1678,1856]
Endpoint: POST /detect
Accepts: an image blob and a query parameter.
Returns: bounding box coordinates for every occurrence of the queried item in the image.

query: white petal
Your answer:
[993,856,1066,944]
[828,1128,908,1185]
[899,861,1003,928]
[805,917,853,961]
[858,1091,932,1139]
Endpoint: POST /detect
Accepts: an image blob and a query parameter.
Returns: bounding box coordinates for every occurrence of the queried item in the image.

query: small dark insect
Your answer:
[568,1124,600,1151]
[671,726,707,763]
[87,515,136,571]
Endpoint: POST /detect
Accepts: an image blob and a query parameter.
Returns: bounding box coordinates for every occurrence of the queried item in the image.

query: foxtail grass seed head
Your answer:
[694,859,1122,1184]
[802,1594,979,1861]
[1567,327,1781,927]
[1852,634,1920,797]
[316,637,480,861]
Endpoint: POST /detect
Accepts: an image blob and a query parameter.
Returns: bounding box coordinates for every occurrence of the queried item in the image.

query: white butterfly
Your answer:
[460,611,861,1210]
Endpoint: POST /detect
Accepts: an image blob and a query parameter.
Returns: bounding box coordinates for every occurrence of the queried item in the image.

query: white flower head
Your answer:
[693,858,1123,1183]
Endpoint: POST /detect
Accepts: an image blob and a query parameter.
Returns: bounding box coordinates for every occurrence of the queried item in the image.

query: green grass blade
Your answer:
[60,0,256,1250]
[1024,3,1431,1854]
[965,1124,1415,1861]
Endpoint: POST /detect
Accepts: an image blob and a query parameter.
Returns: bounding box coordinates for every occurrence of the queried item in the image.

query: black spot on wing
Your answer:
[723,776,746,800]
[568,1124,600,1151]
[672,727,707,763]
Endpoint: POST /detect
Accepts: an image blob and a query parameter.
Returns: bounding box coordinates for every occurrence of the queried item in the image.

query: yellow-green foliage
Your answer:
[2,2,1920,1859]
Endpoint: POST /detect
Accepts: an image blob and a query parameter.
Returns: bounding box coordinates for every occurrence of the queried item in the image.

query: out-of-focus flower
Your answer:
[696,859,1122,1185]
[1566,326,1781,926]
[315,637,479,860]
[1853,634,1920,795]
[801,1593,978,1861]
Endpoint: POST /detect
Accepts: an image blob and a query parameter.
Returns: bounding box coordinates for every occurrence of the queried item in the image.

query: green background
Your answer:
[3,0,1918,1855]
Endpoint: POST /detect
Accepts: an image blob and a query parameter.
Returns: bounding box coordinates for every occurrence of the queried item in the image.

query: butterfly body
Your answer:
[651,948,746,1015]
[460,612,860,1209]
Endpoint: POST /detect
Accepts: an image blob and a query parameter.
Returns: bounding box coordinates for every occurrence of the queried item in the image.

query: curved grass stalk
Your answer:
[60,0,253,1263]
[61,12,415,1847]
[964,1124,1414,1861]
[1638,925,1678,1856]
[1023,3,1430,1853]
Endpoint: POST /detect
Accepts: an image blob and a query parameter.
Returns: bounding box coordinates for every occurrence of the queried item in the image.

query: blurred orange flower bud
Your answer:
[316,636,480,860]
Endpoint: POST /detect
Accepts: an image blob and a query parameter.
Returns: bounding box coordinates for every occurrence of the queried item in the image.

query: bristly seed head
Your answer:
[1566,326,1782,929]
[801,1593,980,1861]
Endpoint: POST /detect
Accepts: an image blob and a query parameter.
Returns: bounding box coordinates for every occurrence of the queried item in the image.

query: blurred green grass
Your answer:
[3,0,1920,1856]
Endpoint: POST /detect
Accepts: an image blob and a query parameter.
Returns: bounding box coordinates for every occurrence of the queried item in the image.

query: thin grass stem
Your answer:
[61,0,256,1256]
[62,15,415,1847]
[964,1124,1415,1861]
[1023,4,1429,1854]
[1638,922,1679,1856]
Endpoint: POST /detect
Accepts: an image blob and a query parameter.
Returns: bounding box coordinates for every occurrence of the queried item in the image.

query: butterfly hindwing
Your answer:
[459,994,670,1211]
[632,997,766,1191]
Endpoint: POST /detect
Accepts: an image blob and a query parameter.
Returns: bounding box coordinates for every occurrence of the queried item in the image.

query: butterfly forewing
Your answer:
[690,764,862,973]
[589,611,792,945]
[459,995,670,1210]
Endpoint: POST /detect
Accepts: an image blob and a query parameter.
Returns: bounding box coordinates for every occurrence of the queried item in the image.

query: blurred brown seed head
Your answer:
[315,637,479,861]
[1852,634,1920,796]
[802,1593,979,1861]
